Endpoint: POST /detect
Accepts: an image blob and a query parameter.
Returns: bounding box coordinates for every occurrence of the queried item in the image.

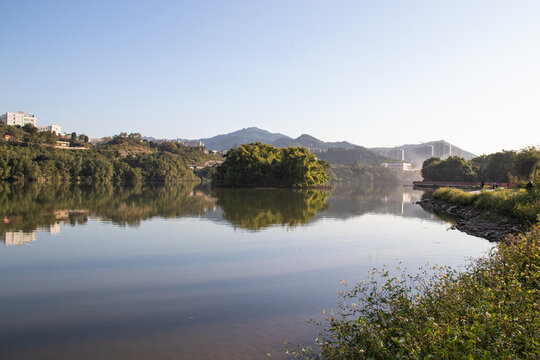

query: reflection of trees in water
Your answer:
[213,189,329,230]
[0,181,441,237]
[0,182,216,234]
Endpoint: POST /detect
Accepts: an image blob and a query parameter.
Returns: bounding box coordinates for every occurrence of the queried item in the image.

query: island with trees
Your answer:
[212,142,330,188]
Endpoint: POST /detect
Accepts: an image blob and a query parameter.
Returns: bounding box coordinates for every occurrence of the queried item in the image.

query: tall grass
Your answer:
[291,228,540,359]
[433,187,540,224]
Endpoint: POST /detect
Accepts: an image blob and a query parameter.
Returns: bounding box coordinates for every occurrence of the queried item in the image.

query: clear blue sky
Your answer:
[1,0,539,155]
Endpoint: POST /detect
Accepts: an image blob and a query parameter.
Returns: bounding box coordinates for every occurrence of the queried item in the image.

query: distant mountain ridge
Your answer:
[199,127,291,151]
[145,127,477,167]
[192,127,357,152]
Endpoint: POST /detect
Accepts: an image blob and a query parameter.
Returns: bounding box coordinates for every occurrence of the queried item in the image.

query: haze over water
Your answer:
[0,183,493,359]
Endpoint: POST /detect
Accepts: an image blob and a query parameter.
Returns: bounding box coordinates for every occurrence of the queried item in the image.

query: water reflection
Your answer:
[0,182,445,243]
[213,188,329,230]
[0,182,493,360]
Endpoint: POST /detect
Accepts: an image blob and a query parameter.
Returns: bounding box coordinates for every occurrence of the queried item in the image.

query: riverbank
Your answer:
[417,187,538,241]
[292,186,540,359]
[417,198,523,241]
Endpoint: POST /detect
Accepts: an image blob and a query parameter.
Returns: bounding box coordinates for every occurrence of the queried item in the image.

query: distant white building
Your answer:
[387,149,405,161]
[38,124,62,134]
[183,140,204,147]
[1,111,38,127]
[381,162,413,171]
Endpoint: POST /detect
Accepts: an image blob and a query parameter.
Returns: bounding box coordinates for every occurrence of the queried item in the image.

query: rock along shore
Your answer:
[417,199,523,242]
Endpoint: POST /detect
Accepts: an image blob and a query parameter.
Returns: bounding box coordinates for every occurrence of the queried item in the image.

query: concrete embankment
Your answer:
[417,199,523,242]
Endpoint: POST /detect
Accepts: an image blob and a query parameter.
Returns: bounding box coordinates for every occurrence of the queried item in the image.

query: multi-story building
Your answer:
[1,111,38,127]
[38,124,62,134]
[433,140,452,158]
[415,145,434,159]
[183,140,204,147]
[387,148,405,161]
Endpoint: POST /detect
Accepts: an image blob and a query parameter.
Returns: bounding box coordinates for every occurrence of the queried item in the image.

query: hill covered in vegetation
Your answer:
[0,124,221,183]
[212,142,330,188]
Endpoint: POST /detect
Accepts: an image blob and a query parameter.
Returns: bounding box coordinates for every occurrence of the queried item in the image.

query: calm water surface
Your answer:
[0,183,493,359]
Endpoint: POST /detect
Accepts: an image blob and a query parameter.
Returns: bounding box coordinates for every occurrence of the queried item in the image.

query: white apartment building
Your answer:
[183,140,204,147]
[38,124,62,134]
[381,162,413,171]
[1,111,38,127]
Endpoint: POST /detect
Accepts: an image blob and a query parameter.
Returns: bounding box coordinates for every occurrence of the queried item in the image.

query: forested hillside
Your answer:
[0,124,221,183]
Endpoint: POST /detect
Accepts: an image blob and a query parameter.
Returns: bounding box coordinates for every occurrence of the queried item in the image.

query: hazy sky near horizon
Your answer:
[1,0,539,155]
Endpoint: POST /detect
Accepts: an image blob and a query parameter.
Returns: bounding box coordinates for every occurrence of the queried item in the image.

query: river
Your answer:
[0,182,493,359]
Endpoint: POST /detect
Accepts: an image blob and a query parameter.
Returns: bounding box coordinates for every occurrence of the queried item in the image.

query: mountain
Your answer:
[271,134,356,151]
[146,127,477,169]
[195,127,357,152]
[199,127,291,151]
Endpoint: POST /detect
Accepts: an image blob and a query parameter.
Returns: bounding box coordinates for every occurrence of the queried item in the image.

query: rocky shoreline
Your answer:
[417,199,523,242]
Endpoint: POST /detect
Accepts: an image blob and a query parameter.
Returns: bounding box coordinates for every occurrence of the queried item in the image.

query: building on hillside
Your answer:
[433,140,452,158]
[38,124,62,134]
[387,148,405,161]
[415,145,434,159]
[381,162,413,171]
[1,111,38,127]
[56,141,70,148]
[182,140,204,147]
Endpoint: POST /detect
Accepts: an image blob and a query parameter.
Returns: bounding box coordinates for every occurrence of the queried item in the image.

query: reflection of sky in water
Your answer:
[0,186,493,360]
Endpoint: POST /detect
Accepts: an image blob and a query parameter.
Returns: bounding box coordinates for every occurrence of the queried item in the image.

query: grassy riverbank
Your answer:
[292,227,540,359]
[433,187,540,225]
[292,187,540,359]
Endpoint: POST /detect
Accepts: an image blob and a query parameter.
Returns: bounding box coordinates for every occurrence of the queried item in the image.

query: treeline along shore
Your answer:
[1,123,418,187]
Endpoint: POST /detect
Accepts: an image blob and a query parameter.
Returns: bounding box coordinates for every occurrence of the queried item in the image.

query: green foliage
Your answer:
[0,127,222,184]
[421,156,477,182]
[434,187,540,225]
[292,227,540,359]
[515,147,540,182]
[483,151,517,183]
[422,148,539,183]
[213,142,330,188]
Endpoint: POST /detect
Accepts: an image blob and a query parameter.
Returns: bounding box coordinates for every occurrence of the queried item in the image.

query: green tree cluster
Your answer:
[212,142,330,187]
[422,147,540,183]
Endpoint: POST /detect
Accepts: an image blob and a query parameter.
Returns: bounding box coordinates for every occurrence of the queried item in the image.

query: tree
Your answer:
[213,142,329,188]
[515,146,540,181]
[484,151,517,182]
[421,156,476,182]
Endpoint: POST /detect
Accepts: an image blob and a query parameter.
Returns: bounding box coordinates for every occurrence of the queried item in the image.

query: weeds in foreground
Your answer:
[289,228,540,359]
